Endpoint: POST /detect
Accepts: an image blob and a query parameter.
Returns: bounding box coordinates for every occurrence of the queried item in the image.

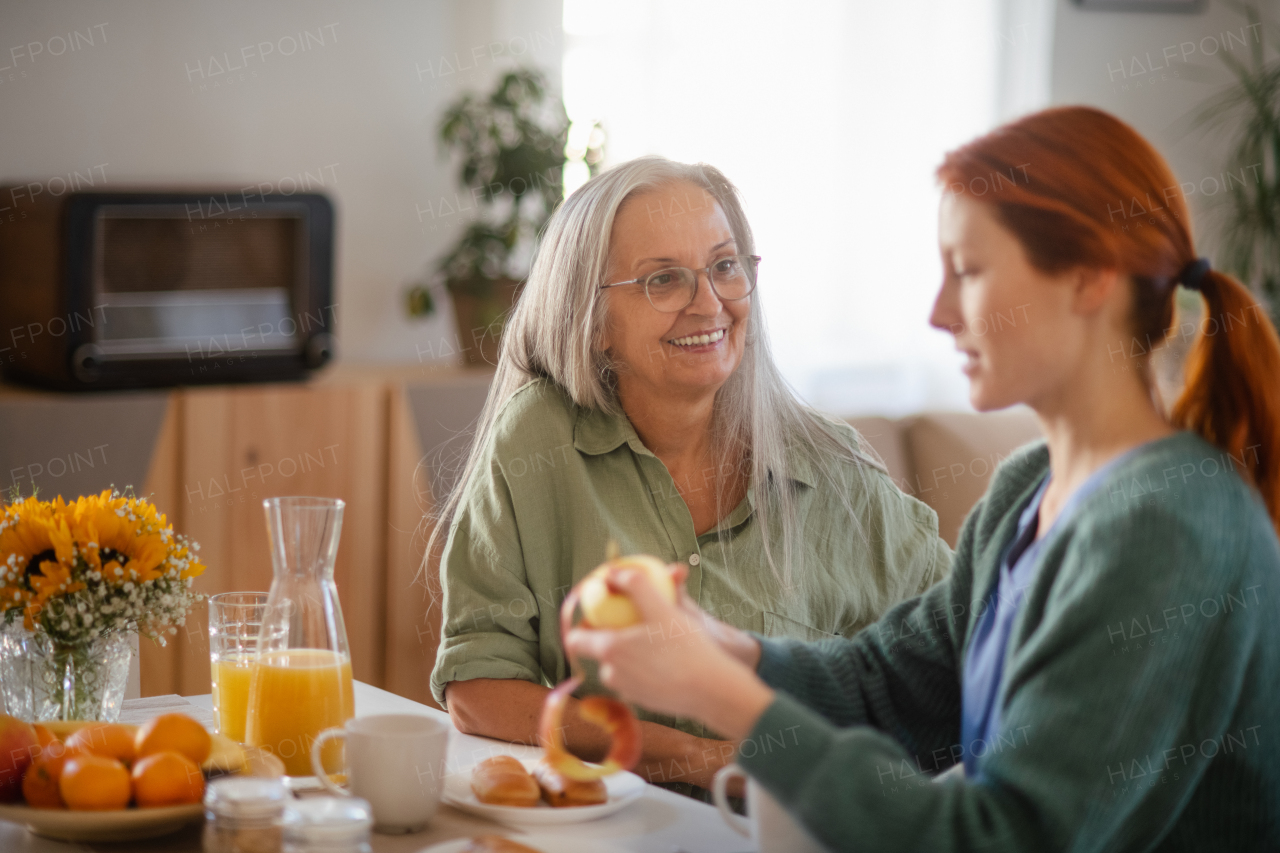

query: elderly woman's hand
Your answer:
[565,565,774,741]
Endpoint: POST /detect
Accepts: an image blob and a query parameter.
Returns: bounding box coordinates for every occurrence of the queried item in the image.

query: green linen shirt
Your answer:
[739,432,1280,852]
[430,379,952,749]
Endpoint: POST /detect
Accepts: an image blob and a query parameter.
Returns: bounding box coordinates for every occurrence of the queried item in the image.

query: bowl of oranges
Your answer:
[0,712,278,842]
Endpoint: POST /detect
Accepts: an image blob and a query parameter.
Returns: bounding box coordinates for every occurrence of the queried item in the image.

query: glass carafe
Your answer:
[246,497,355,777]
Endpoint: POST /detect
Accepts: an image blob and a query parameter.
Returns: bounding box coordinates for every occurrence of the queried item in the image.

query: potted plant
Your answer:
[1192,2,1280,325]
[407,68,603,366]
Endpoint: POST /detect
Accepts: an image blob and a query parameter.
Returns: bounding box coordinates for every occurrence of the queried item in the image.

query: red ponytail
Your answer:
[1171,270,1280,529]
[938,106,1280,531]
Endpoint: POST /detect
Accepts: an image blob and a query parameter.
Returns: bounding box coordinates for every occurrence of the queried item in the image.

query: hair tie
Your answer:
[1179,257,1211,292]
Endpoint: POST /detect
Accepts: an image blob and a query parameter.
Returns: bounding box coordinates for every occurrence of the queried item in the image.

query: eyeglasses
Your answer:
[599,254,761,313]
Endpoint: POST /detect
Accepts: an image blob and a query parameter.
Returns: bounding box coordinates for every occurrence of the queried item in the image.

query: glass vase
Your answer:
[0,622,132,722]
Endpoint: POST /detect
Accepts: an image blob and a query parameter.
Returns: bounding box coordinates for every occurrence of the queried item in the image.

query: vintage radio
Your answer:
[0,189,334,390]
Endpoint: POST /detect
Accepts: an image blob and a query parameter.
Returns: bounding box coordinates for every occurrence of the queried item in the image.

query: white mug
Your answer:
[311,714,450,834]
[712,763,828,853]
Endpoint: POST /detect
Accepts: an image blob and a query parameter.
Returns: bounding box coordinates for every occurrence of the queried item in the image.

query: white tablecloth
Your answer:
[0,681,755,853]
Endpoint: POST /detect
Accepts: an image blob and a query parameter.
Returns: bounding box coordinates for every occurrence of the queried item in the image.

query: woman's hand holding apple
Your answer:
[566,564,774,741]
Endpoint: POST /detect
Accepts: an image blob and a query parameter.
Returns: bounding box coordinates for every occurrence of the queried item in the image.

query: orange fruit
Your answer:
[32,724,58,751]
[59,754,131,810]
[0,714,39,802]
[131,751,204,808]
[32,729,75,762]
[134,713,211,766]
[21,751,71,808]
[65,723,136,766]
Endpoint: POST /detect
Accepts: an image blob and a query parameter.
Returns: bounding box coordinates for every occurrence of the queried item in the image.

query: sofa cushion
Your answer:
[846,416,914,495]
[902,408,1042,546]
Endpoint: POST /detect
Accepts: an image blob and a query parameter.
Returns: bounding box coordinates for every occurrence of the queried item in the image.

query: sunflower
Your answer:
[0,495,84,629]
[62,490,170,584]
[0,495,59,572]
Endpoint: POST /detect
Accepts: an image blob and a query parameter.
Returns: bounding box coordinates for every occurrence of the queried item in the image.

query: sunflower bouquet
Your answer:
[0,489,206,644]
[0,489,205,720]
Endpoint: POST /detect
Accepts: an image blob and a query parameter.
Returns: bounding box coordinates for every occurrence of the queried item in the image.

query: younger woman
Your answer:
[568,107,1280,850]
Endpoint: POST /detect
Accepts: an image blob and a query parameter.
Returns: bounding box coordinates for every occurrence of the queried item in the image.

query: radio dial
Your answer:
[305,333,335,369]
[71,343,103,383]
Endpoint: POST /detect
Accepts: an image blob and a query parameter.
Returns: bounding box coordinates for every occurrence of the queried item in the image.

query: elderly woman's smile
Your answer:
[667,325,728,348]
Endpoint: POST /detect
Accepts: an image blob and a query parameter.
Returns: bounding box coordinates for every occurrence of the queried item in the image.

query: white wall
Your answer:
[1049,0,1270,255]
[0,0,562,367]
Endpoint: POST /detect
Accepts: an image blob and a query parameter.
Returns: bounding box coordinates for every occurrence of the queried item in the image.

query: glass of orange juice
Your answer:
[208,592,269,743]
[246,497,355,777]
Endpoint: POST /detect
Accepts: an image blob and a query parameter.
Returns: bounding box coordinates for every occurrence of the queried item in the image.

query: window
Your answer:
[563,0,1049,415]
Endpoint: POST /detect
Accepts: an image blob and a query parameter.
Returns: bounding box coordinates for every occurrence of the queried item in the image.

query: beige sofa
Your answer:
[846,408,1042,546]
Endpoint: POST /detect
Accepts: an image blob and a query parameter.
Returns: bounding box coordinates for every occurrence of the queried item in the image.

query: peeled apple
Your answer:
[538,550,674,780]
[577,553,676,628]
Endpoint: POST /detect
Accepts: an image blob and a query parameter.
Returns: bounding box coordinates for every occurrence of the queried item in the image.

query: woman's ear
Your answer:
[594,277,614,354]
[1071,267,1122,315]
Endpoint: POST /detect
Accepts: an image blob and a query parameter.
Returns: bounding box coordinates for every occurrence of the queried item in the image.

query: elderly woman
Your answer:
[429,156,951,794]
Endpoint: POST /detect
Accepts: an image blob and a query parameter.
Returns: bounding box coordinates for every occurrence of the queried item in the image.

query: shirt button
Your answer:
[688,554,701,566]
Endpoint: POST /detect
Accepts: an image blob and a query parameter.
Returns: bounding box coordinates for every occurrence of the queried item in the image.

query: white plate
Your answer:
[419,834,632,853]
[443,758,645,827]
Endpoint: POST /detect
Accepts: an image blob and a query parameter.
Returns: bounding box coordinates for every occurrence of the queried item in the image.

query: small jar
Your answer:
[281,797,373,853]
[203,776,289,853]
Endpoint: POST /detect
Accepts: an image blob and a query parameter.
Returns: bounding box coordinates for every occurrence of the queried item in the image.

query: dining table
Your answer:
[0,681,756,853]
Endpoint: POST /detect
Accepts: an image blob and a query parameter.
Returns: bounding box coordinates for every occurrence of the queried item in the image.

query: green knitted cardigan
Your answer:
[740,432,1280,852]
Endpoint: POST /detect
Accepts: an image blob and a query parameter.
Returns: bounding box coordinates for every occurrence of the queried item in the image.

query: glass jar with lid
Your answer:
[282,796,373,853]
[203,776,289,853]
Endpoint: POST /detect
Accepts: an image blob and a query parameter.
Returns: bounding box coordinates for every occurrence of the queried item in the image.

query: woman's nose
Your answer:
[686,270,724,314]
[929,279,960,332]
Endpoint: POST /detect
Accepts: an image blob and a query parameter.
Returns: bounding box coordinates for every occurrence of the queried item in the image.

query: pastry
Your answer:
[461,836,542,853]
[531,757,607,807]
[470,756,540,807]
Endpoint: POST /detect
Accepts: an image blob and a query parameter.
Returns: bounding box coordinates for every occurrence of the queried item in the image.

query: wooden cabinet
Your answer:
[134,364,492,709]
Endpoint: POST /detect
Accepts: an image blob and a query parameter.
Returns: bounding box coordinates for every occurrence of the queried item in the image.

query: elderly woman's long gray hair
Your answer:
[423,156,885,597]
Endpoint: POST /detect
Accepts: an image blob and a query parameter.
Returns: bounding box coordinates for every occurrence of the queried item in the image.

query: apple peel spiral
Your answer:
[537,550,676,781]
